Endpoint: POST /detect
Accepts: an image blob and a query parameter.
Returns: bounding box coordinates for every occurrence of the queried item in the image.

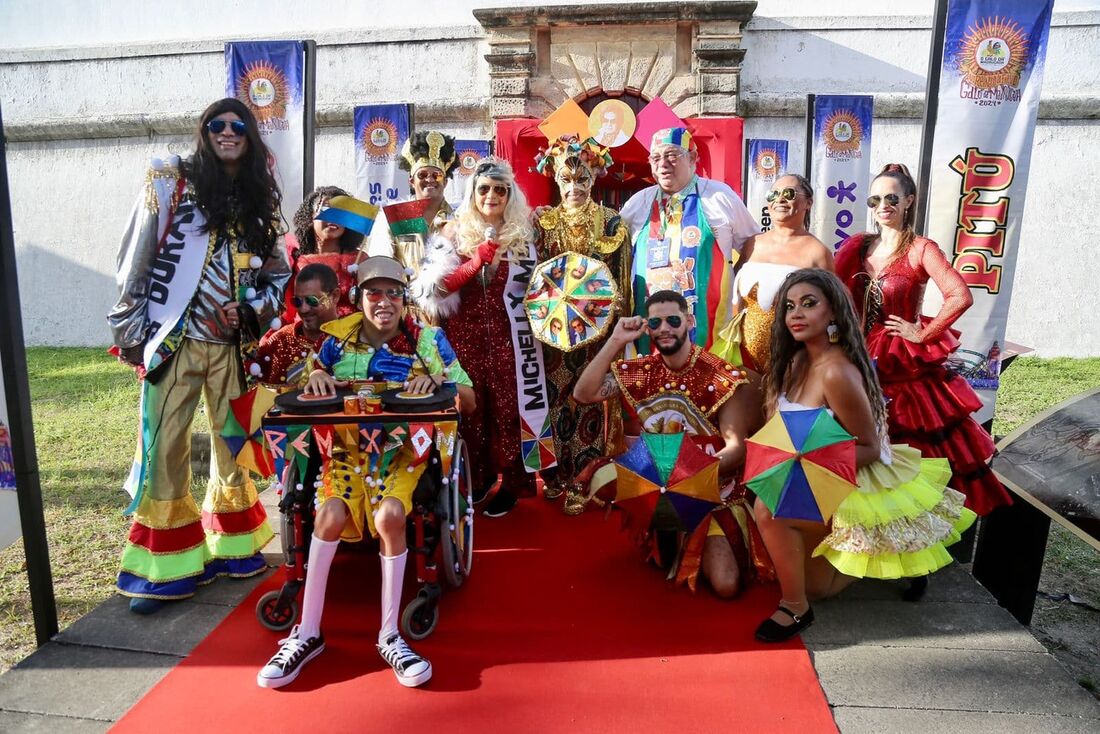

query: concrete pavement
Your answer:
[0,490,1097,733]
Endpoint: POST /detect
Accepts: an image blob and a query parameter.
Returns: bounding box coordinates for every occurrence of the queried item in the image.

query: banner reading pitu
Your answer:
[745,139,789,233]
[809,95,874,251]
[225,40,307,228]
[924,0,1053,421]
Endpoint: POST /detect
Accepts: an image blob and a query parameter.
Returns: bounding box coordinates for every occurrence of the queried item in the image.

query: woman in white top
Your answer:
[725,174,833,373]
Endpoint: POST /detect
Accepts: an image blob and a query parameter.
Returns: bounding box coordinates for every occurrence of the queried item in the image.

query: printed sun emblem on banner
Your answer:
[753,148,782,180]
[236,62,288,121]
[361,118,399,162]
[822,111,862,156]
[958,17,1029,90]
[457,149,483,175]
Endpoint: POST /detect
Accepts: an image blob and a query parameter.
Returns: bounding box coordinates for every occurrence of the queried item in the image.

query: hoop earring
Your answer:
[827,322,839,344]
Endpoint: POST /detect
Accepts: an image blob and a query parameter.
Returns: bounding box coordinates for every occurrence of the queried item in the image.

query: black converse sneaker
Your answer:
[377,633,432,687]
[256,625,325,688]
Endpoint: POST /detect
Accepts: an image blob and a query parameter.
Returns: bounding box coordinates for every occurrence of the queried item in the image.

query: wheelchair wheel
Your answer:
[256,590,298,632]
[401,595,439,640]
[440,437,474,588]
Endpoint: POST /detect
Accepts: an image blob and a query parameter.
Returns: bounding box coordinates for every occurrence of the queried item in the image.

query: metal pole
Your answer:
[803,93,815,181]
[741,137,751,203]
[914,0,950,236]
[0,104,58,646]
[302,40,317,197]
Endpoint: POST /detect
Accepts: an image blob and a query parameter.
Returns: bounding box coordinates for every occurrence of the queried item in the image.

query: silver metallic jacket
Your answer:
[107,165,290,349]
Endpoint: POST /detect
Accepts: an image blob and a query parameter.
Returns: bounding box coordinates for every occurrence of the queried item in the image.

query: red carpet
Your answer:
[113,499,836,733]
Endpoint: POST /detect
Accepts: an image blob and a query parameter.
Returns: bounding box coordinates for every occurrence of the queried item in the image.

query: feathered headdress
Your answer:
[534,135,613,178]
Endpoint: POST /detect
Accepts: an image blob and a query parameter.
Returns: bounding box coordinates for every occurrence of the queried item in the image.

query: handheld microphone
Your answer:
[479,226,498,287]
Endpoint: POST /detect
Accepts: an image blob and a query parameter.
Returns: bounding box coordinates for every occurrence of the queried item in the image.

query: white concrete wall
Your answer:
[2,0,1099,356]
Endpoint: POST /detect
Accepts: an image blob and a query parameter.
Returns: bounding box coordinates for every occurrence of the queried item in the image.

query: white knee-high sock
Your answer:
[379,550,408,644]
[297,535,339,640]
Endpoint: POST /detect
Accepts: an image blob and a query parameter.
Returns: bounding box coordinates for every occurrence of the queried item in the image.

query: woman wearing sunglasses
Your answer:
[282,186,365,322]
[718,174,832,373]
[834,164,1012,529]
[426,159,553,517]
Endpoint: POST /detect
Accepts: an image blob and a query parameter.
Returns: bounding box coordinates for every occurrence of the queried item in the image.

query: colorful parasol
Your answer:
[612,432,721,534]
[744,408,858,523]
[221,386,278,477]
[524,251,619,352]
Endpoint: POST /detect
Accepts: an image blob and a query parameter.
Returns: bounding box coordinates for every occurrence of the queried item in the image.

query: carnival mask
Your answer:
[555,164,594,210]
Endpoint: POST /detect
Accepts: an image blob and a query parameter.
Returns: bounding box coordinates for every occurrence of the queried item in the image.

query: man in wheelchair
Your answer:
[258,256,474,689]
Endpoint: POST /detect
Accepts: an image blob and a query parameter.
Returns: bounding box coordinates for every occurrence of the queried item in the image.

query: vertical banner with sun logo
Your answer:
[225,41,308,228]
[445,140,491,209]
[922,0,1053,419]
[745,139,789,233]
[808,95,874,251]
[353,104,411,207]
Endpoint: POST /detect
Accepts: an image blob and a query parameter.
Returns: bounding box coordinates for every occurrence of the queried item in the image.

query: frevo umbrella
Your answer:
[221,385,278,477]
[612,432,721,534]
[524,251,619,352]
[745,408,857,523]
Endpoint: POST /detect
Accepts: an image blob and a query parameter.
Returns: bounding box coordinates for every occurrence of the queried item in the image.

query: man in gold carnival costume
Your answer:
[369,130,459,320]
[107,98,290,613]
[533,135,631,513]
[573,291,772,597]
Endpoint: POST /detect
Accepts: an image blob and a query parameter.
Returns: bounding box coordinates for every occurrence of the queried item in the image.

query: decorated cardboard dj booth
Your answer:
[493,96,746,208]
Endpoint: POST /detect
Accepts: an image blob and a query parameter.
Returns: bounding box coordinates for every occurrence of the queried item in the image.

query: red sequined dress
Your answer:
[835,234,1012,515]
[441,256,536,498]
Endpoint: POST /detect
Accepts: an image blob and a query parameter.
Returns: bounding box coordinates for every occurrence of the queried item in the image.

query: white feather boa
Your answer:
[408,233,463,321]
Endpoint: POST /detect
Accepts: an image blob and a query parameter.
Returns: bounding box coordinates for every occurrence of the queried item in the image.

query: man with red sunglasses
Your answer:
[251,263,340,388]
[573,290,768,598]
[257,256,473,690]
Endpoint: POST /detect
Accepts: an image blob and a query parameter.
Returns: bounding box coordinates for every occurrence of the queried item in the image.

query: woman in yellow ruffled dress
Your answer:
[751,269,975,643]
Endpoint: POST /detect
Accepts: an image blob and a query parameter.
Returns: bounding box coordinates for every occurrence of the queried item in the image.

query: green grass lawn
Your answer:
[0,350,1098,674]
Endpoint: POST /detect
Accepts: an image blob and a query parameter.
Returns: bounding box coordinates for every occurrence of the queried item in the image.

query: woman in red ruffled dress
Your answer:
[834,163,1012,517]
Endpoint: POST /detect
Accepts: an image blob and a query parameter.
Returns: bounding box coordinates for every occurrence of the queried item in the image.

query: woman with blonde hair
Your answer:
[423,159,551,517]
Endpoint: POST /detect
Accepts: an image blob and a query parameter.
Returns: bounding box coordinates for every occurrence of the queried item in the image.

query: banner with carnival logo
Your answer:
[923,0,1053,420]
[445,140,491,210]
[353,104,411,207]
[0,357,19,550]
[225,41,308,228]
[745,139,789,232]
[809,95,874,250]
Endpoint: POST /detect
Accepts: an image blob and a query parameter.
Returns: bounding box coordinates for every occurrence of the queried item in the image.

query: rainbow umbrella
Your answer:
[220,386,278,477]
[612,432,721,533]
[744,408,857,522]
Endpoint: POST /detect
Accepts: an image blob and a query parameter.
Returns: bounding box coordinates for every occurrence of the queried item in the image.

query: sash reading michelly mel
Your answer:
[317,195,378,236]
[383,198,433,237]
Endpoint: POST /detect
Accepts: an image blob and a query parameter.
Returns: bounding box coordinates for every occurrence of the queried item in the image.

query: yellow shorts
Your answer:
[318,443,427,542]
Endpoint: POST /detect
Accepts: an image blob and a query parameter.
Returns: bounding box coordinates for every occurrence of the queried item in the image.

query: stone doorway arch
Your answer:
[475,2,757,122]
